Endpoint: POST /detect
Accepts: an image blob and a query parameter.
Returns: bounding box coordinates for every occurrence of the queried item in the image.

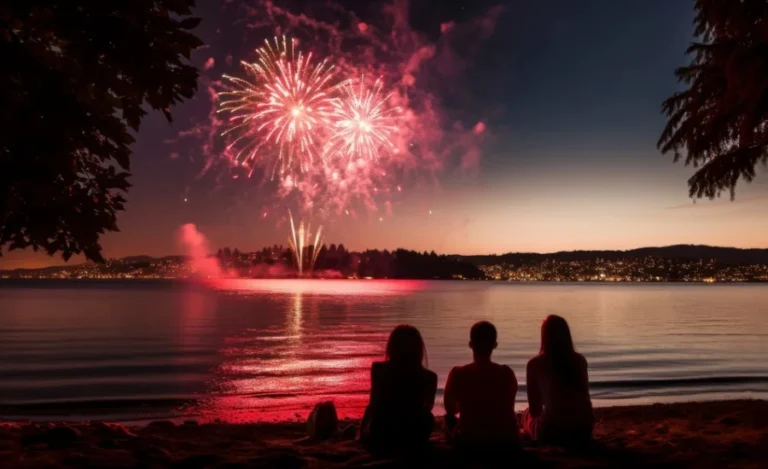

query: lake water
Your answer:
[1,279,767,423]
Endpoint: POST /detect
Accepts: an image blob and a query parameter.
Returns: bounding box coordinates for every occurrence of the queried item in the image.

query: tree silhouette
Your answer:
[0,1,202,262]
[659,0,768,199]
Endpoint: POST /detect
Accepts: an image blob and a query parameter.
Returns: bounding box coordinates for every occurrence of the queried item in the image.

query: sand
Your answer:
[1,400,766,468]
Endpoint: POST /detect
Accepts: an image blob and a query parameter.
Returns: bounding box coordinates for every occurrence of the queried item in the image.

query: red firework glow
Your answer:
[219,38,404,191]
[218,36,338,179]
[325,77,400,163]
[208,278,428,296]
[175,1,496,215]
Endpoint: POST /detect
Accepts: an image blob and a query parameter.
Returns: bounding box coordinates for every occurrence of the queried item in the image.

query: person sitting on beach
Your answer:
[523,315,593,444]
[444,321,519,449]
[360,324,437,452]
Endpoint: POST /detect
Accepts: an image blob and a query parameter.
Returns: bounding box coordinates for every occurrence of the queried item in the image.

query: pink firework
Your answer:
[218,36,338,180]
[324,77,400,163]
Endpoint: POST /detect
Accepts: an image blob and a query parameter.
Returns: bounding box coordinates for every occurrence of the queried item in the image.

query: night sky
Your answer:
[3,0,768,270]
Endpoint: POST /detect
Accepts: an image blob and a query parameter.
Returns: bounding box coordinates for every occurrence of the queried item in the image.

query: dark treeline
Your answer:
[216,245,484,279]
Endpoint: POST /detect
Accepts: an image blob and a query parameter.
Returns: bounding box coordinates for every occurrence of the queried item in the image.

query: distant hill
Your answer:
[0,255,185,275]
[459,245,768,266]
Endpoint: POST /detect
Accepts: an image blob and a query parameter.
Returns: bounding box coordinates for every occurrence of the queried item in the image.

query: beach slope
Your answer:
[1,400,766,468]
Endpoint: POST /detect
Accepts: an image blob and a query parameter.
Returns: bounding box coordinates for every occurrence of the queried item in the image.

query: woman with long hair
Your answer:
[523,315,593,443]
[360,325,437,452]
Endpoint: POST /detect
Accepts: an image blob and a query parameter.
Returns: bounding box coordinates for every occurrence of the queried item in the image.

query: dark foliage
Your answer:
[659,0,768,199]
[0,1,202,262]
[389,249,484,279]
[219,245,485,279]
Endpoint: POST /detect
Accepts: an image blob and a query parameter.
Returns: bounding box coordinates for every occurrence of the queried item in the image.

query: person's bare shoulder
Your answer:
[499,363,517,381]
[576,352,588,368]
[371,361,387,378]
[453,362,476,373]
[526,355,543,374]
[448,363,475,383]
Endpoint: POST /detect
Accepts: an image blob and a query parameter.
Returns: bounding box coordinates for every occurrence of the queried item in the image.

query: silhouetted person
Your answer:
[360,325,437,453]
[523,315,593,444]
[444,321,519,450]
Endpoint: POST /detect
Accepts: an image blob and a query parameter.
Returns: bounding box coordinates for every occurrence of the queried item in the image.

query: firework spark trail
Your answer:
[218,36,339,181]
[174,1,498,215]
[325,77,401,163]
[287,210,324,276]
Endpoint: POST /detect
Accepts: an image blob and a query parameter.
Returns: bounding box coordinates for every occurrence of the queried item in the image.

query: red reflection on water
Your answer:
[194,350,379,423]
[207,278,428,296]
[185,285,395,423]
[204,353,376,423]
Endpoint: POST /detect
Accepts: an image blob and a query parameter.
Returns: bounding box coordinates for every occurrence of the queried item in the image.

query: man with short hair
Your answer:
[444,321,519,448]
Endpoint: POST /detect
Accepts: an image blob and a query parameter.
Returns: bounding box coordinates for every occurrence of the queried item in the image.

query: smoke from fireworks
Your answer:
[173,1,497,216]
[218,36,338,180]
[287,210,324,276]
[177,224,225,279]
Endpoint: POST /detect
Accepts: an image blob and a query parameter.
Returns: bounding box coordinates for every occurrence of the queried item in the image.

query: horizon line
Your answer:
[4,243,768,271]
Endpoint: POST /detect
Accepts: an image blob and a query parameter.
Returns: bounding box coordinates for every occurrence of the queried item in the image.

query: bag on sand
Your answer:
[307,401,338,440]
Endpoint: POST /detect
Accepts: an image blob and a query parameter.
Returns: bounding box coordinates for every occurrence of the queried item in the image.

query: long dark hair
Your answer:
[385,324,427,368]
[539,315,579,383]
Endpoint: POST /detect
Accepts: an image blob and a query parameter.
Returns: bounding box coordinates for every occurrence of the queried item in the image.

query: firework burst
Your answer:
[218,36,338,180]
[324,77,400,163]
[287,210,324,276]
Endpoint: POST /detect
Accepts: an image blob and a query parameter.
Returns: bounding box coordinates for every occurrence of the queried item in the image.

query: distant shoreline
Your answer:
[4,244,768,282]
[2,277,768,284]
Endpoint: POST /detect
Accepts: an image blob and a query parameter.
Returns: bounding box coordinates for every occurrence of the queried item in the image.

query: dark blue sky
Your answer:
[4,0,768,269]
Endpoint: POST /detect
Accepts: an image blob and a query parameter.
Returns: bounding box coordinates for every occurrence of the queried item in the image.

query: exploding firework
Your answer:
[324,77,400,163]
[287,211,324,276]
[218,36,338,180]
[172,2,494,215]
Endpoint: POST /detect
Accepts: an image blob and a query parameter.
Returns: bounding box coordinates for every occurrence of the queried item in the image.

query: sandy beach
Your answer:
[1,400,766,468]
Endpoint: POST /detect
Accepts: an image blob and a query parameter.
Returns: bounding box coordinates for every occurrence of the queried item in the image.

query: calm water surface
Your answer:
[1,279,767,422]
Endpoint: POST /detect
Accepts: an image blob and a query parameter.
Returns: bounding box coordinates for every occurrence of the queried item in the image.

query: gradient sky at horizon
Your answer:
[3,0,768,270]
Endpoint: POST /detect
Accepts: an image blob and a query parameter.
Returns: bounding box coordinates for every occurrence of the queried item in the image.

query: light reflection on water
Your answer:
[0,279,767,422]
[209,278,429,296]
